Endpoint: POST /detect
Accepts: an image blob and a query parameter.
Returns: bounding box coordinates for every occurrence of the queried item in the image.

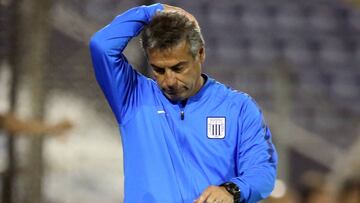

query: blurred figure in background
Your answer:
[298,171,334,203]
[337,178,360,203]
[265,179,299,203]
[266,190,299,203]
[0,113,72,136]
[0,112,72,201]
[266,184,301,203]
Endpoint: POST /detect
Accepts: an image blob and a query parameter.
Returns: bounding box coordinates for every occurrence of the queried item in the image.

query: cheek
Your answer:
[186,68,200,82]
[154,75,164,86]
[176,77,192,91]
[178,75,195,89]
[159,77,177,89]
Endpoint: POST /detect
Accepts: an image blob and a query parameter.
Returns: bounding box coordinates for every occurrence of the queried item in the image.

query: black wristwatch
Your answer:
[220,182,241,203]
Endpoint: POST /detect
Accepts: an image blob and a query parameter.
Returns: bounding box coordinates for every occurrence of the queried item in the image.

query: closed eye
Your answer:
[171,62,189,73]
[150,61,188,74]
[151,65,165,74]
[171,65,184,73]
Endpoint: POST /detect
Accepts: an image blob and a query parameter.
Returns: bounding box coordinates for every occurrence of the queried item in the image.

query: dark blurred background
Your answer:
[0,0,359,202]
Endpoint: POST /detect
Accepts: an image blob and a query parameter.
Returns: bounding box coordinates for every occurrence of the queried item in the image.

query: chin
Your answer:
[164,91,188,101]
[167,95,184,102]
[165,94,178,101]
[170,96,182,102]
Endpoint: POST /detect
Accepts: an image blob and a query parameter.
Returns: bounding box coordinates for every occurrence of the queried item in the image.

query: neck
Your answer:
[195,74,205,93]
[186,74,205,100]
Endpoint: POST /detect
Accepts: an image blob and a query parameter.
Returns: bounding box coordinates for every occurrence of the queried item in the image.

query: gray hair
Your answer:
[141,11,204,58]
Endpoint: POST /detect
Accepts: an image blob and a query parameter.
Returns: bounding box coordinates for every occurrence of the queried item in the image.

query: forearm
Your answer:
[89,3,163,55]
[89,4,163,124]
[233,97,278,202]
[232,135,277,203]
[230,164,277,203]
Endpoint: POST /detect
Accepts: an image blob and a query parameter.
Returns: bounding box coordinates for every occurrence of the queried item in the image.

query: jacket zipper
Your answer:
[179,100,187,120]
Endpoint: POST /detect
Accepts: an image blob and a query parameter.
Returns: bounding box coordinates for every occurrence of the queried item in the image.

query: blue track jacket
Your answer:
[89,3,277,203]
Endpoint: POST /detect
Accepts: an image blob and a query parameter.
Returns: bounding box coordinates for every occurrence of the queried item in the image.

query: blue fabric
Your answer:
[89,4,277,203]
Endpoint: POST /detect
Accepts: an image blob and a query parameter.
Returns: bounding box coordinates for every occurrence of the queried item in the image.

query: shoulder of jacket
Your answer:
[210,80,251,105]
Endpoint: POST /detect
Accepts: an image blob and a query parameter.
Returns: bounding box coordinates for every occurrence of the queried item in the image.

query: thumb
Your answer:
[194,196,204,203]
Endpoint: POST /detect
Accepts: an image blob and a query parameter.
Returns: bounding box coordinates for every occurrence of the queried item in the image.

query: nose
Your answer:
[164,70,177,88]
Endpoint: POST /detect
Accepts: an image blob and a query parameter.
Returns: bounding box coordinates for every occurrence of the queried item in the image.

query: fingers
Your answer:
[161,4,199,27]
[194,186,233,203]
[194,187,211,203]
[162,4,185,13]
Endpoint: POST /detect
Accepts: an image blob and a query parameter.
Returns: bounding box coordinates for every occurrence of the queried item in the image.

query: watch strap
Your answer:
[220,182,241,202]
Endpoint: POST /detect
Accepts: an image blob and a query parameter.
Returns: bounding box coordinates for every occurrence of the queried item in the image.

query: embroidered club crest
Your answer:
[207,117,226,139]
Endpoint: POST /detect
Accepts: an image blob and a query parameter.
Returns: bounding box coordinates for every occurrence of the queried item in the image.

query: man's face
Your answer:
[147,40,205,101]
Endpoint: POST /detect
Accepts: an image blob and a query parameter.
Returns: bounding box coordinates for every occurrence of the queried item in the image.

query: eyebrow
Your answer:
[150,61,188,70]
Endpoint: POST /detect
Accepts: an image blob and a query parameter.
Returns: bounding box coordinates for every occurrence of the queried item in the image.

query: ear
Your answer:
[198,47,205,63]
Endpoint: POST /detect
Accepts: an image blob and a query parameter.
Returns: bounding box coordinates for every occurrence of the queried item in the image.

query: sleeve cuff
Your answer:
[230,178,250,203]
[144,3,164,22]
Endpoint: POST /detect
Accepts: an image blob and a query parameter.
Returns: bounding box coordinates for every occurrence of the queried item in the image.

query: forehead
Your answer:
[147,41,192,64]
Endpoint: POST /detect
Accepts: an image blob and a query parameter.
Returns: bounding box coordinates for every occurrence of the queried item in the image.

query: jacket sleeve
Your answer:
[89,3,163,124]
[230,96,278,203]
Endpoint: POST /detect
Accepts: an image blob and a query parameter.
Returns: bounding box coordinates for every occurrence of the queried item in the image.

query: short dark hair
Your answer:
[141,11,204,58]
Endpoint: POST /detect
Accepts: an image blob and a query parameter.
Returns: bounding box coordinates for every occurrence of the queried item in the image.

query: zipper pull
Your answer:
[180,111,184,120]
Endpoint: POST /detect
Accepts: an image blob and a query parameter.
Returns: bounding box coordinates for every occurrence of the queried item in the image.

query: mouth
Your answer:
[166,90,177,95]
[163,89,182,100]
[162,87,187,100]
[163,87,180,95]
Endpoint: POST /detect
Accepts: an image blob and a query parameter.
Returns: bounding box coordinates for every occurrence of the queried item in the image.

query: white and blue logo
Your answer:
[207,117,226,139]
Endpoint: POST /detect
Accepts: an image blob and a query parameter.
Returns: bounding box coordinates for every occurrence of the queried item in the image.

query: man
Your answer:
[89,3,277,203]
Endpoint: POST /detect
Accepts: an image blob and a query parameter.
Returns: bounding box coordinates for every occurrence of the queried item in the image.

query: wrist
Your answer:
[220,182,241,203]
